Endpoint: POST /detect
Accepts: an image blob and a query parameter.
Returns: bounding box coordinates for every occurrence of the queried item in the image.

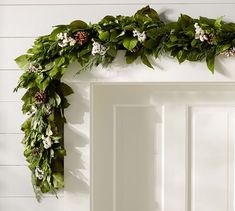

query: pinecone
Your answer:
[74,31,88,45]
[33,147,40,156]
[34,91,47,104]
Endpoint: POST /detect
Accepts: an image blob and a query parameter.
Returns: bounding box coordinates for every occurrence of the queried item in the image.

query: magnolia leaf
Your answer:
[98,31,110,41]
[206,55,215,73]
[15,55,29,70]
[106,46,117,57]
[69,20,88,30]
[126,53,139,64]
[123,38,138,50]
[52,173,64,189]
[141,54,154,69]
[60,83,74,96]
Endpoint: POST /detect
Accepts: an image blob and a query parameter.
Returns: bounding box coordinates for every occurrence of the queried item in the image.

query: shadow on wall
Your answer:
[63,82,90,196]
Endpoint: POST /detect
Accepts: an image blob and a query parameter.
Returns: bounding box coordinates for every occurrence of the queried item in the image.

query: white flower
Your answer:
[42,136,52,149]
[26,105,37,115]
[91,40,108,56]
[222,47,235,57]
[28,63,41,73]
[133,29,146,43]
[57,32,76,47]
[194,23,208,42]
[35,167,44,180]
[42,128,53,149]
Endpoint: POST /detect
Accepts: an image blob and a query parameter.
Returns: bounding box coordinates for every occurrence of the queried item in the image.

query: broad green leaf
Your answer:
[60,83,74,96]
[206,55,215,73]
[98,31,110,41]
[69,20,88,30]
[123,38,138,50]
[141,54,154,69]
[52,173,64,189]
[15,55,29,70]
[41,181,50,193]
[106,46,117,57]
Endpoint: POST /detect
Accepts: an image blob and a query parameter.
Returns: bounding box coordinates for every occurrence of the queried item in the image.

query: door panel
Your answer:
[91,83,235,211]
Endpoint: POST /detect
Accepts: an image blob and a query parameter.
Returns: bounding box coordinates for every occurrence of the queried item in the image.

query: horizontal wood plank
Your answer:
[0,71,23,101]
[0,102,25,133]
[1,0,235,4]
[0,197,64,211]
[1,4,235,37]
[0,38,34,70]
[0,134,25,165]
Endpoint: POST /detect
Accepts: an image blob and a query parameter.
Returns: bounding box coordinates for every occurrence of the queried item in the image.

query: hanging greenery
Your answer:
[14,5,235,200]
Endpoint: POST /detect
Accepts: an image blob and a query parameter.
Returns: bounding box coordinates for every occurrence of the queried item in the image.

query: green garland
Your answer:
[15,5,235,200]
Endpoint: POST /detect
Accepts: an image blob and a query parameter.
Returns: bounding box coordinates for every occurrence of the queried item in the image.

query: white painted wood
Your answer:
[1,0,235,5]
[0,38,34,70]
[1,4,235,37]
[0,197,64,211]
[0,102,25,133]
[0,166,35,196]
[0,71,23,101]
[0,134,25,165]
[189,107,234,211]
[91,83,235,211]
[114,105,163,211]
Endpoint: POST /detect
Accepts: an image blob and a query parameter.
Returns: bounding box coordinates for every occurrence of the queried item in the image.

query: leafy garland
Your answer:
[15,5,235,200]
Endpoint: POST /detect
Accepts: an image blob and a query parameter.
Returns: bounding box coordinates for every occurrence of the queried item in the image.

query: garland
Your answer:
[15,6,235,200]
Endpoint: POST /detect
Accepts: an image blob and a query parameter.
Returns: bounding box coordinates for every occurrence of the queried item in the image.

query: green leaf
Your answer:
[214,16,224,29]
[15,55,29,70]
[69,20,88,30]
[170,35,178,42]
[206,55,215,73]
[141,54,154,69]
[123,38,138,50]
[52,173,64,189]
[135,5,160,22]
[98,31,110,41]
[60,83,74,96]
[54,93,61,106]
[106,46,117,57]
[41,181,50,193]
[126,53,139,64]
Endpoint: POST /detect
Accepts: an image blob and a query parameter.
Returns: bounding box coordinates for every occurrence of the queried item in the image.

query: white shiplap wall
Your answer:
[1,1,235,211]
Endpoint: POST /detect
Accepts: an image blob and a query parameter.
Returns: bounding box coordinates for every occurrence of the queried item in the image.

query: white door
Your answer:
[91,83,235,211]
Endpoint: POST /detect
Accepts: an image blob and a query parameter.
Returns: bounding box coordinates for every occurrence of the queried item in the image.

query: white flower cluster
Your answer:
[42,128,53,149]
[26,105,37,116]
[28,63,42,73]
[222,47,235,57]
[57,32,76,48]
[35,166,44,180]
[91,40,108,56]
[194,23,208,42]
[133,29,146,43]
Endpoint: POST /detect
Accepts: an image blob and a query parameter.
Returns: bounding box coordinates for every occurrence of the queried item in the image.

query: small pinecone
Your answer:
[33,147,40,156]
[74,31,88,45]
[34,91,47,104]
